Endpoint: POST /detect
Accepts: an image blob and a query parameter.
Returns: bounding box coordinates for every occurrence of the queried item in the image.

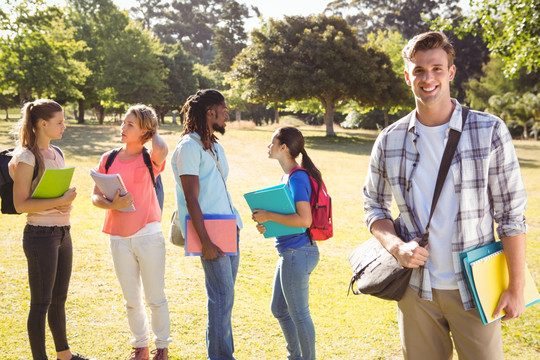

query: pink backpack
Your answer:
[289,167,333,241]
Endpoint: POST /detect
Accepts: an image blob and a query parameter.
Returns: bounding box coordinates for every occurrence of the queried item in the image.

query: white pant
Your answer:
[110,229,171,349]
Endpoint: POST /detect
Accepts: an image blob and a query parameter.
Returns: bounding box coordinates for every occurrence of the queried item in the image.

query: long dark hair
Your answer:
[15,99,63,178]
[275,126,322,186]
[180,89,225,150]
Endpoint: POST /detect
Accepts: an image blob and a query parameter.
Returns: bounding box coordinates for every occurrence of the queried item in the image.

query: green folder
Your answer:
[31,167,75,199]
[244,184,307,238]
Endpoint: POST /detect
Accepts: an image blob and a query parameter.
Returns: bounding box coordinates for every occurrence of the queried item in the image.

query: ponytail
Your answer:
[275,127,323,186]
[14,99,63,177]
[300,148,322,187]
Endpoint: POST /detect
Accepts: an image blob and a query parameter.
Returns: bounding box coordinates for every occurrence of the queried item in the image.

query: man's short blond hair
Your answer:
[402,31,456,67]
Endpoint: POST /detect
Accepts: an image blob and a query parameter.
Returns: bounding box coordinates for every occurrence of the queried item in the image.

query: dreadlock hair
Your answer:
[181,89,225,150]
[274,126,322,187]
[14,99,63,178]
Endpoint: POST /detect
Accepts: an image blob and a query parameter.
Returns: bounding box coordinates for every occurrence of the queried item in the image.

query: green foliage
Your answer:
[326,0,460,40]
[464,57,540,111]
[439,0,540,76]
[154,43,198,121]
[210,0,249,72]
[231,15,406,136]
[101,22,166,105]
[0,0,89,103]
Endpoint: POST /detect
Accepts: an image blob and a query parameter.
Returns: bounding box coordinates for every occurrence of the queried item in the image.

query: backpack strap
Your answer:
[141,147,157,188]
[104,147,156,188]
[288,166,315,243]
[50,145,64,159]
[104,148,122,173]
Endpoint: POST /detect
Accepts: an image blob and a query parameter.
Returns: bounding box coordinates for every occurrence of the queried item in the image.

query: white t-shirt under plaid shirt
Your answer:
[363,100,527,309]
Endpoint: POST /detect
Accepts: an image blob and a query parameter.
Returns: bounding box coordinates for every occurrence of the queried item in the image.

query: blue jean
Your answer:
[271,242,319,360]
[200,235,240,360]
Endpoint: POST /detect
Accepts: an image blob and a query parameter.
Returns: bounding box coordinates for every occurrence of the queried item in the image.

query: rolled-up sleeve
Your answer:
[489,121,527,238]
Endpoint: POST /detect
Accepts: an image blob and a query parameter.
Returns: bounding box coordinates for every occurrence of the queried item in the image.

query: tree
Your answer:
[101,22,166,106]
[130,0,169,31]
[455,0,539,76]
[326,0,460,40]
[153,43,198,123]
[464,56,540,111]
[231,15,406,136]
[326,0,489,103]
[0,0,89,104]
[210,0,249,72]
[67,0,131,123]
[154,0,225,63]
[366,30,412,127]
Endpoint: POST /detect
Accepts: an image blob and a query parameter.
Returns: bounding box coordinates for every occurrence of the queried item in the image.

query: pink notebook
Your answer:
[185,214,238,256]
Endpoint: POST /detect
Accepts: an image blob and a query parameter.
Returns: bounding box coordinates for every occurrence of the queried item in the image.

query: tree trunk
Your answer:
[172,112,177,124]
[323,102,336,137]
[522,124,528,139]
[4,108,8,121]
[77,99,85,124]
[94,104,105,124]
[274,105,280,123]
[235,109,241,121]
[383,108,390,128]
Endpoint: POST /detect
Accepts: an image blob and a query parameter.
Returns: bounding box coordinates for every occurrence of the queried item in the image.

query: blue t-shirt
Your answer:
[275,170,311,253]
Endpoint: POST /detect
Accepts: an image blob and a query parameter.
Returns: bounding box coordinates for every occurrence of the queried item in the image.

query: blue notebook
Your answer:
[244,184,307,238]
[460,241,540,324]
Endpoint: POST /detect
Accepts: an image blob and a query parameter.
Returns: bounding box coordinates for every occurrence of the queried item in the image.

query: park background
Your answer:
[1,0,539,359]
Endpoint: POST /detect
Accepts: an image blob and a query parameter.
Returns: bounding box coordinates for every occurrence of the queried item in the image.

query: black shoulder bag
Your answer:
[348,107,469,301]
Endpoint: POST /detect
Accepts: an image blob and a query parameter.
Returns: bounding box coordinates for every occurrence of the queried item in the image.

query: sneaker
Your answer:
[151,348,168,360]
[129,347,149,360]
[56,354,94,360]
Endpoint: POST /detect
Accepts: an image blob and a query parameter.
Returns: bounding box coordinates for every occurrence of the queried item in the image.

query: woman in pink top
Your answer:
[9,99,92,360]
[91,105,170,360]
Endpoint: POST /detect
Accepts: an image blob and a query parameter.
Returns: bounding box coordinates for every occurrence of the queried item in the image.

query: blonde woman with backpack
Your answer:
[250,126,321,360]
[91,105,170,360]
[8,99,92,360]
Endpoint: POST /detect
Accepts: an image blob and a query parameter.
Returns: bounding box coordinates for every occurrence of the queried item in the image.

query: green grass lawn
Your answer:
[0,120,538,359]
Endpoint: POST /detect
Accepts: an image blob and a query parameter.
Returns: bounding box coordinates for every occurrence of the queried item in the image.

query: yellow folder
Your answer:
[471,250,540,324]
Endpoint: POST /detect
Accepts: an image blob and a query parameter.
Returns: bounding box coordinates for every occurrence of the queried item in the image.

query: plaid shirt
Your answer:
[363,100,527,309]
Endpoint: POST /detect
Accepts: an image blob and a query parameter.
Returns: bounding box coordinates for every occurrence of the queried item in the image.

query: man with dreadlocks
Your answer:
[171,89,243,360]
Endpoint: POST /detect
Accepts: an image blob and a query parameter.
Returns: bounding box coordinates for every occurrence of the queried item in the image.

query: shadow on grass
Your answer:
[304,135,375,156]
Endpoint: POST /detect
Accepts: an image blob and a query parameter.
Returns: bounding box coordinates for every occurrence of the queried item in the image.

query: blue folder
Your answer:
[460,241,503,324]
[460,241,540,324]
[244,184,307,238]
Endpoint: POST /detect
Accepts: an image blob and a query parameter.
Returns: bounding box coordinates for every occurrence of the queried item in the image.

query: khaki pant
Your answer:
[398,286,503,360]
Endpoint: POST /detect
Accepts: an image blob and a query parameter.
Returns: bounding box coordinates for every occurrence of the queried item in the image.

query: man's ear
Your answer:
[404,72,411,86]
[449,64,456,81]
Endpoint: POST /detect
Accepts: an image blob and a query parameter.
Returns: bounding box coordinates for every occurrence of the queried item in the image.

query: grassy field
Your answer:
[0,119,538,360]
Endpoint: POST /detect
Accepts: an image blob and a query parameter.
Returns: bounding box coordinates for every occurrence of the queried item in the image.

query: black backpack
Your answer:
[104,147,164,212]
[0,146,63,214]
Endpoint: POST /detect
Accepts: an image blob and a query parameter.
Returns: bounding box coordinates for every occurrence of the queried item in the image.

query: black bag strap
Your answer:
[418,106,469,247]
[104,147,156,188]
[141,147,157,189]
